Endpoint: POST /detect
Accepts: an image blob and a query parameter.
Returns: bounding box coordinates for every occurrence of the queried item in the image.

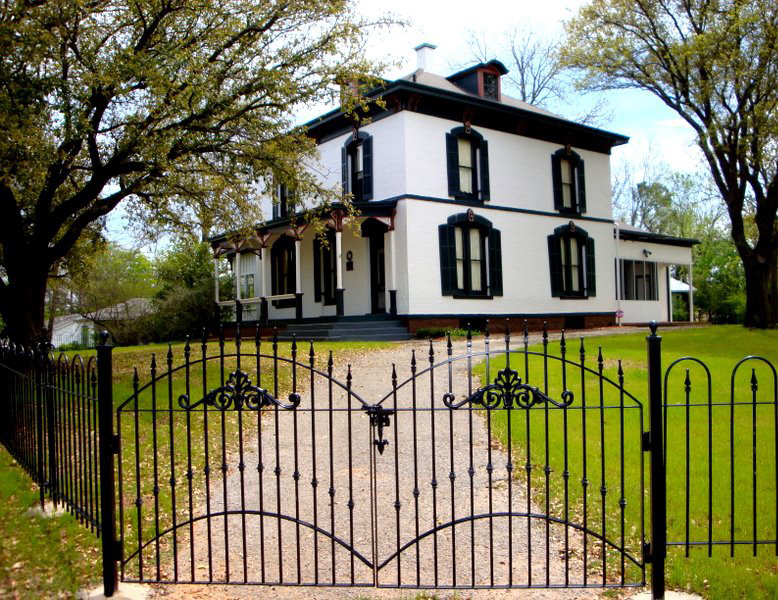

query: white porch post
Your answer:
[214,258,220,303]
[259,247,268,324]
[235,252,242,300]
[667,266,673,323]
[688,264,694,322]
[388,228,397,315]
[335,229,344,316]
[294,239,303,320]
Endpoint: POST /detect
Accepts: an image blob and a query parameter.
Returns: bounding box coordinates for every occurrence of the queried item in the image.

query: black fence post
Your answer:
[97,332,118,597]
[34,345,46,508]
[647,321,666,599]
[44,351,57,507]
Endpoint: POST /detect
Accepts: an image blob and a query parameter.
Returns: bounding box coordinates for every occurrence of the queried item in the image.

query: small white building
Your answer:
[211,45,695,334]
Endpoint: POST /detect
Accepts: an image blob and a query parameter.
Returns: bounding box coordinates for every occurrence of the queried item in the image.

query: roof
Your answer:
[670,277,692,292]
[89,298,153,321]
[615,221,699,248]
[304,62,629,153]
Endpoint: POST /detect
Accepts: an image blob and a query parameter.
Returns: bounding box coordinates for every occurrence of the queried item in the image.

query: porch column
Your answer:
[235,251,241,301]
[688,264,694,322]
[388,228,397,315]
[335,230,344,316]
[214,257,220,304]
[260,248,268,324]
[295,239,303,320]
[667,266,673,323]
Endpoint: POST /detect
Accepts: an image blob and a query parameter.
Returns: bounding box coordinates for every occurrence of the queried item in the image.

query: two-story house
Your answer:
[210,44,696,338]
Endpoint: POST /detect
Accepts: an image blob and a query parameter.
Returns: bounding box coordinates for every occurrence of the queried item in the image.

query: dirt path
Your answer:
[149,325,689,599]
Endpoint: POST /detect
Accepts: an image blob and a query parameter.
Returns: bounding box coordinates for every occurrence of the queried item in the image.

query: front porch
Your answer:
[211,205,400,326]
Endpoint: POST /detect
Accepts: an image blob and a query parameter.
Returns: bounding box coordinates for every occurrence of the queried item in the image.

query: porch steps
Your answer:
[277,316,412,341]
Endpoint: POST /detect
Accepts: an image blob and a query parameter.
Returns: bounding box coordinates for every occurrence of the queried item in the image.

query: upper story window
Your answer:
[551,147,586,215]
[619,259,658,301]
[483,72,499,100]
[341,131,373,201]
[547,223,596,299]
[272,184,290,220]
[446,126,490,202]
[438,211,502,297]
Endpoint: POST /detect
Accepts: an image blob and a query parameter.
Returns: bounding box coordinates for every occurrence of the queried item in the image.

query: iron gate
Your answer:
[113,322,647,591]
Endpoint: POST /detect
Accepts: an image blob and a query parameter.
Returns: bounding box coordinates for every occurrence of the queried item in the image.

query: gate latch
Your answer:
[363,404,395,455]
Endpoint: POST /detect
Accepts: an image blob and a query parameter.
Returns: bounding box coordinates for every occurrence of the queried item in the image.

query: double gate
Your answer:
[2,321,776,599]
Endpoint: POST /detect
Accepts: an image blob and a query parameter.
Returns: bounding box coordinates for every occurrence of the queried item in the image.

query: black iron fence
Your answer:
[0,322,776,600]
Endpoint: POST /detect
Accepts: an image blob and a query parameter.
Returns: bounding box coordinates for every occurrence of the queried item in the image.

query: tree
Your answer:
[563,0,778,327]
[0,0,389,344]
[466,27,610,125]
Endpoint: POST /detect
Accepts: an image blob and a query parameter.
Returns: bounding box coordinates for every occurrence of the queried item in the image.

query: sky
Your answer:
[106,0,702,248]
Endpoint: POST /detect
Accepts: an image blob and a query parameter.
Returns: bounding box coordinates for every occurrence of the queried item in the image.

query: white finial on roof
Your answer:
[414,43,437,72]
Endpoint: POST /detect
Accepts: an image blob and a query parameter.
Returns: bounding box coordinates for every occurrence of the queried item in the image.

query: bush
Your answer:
[415,327,480,340]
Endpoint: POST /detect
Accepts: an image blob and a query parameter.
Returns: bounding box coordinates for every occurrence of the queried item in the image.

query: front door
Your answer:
[369,232,386,313]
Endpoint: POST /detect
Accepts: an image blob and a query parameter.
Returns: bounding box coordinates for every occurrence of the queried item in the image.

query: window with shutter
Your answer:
[551,148,586,215]
[343,132,373,202]
[271,235,296,308]
[313,229,337,305]
[547,224,595,299]
[438,213,502,297]
[445,127,489,202]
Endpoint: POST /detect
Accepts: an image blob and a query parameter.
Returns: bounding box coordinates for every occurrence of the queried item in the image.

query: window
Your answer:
[439,212,502,297]
[548,223,596,298]
[341,132,373,201]
[272,184,289,220]
[618,259,658,300]
[446,126,490,201]
[483,72,499,100]
[270,235,296,308]
[241,273,255,299]
[551,148,586,214]
[313,229,337,305]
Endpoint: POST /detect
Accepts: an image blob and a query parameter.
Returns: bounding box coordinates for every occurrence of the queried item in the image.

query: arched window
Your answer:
[341,131,373,201]
[446,126,490,201]
[438,212,502,297]
[547,223,596,298]
[551,147,586,214]
[271,235,296,308]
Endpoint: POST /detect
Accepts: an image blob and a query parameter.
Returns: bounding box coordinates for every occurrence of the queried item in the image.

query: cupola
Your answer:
[447,60,509,101]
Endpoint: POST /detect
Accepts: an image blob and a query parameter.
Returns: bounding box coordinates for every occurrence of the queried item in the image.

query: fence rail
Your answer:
[0,342,103,532]
[0,323,777,600]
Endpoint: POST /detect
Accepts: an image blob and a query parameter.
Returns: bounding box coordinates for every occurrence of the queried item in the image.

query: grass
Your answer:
[476,325,778,599]
[0,446,100,598]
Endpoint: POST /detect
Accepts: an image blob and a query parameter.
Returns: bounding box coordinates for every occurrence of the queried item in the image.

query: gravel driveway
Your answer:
[149,325,681,599]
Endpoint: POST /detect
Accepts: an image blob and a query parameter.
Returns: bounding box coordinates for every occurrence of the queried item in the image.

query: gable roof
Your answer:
[615,220,699,247]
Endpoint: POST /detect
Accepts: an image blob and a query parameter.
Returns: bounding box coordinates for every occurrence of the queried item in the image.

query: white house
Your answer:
[210,44,696,336]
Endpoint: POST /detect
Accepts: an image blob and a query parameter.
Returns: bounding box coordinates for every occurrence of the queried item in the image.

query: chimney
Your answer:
[414,43,437,72]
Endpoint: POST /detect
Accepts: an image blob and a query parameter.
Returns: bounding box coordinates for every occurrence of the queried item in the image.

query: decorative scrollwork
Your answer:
[179,370,301,412]
[443,367,574,410]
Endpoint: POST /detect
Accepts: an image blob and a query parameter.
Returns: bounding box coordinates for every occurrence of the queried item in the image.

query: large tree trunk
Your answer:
[1,262,49,346]
[742,248,778,328]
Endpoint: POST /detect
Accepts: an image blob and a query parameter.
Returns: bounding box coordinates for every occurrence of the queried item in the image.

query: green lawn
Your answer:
[477,325,778,599]
[0,446,100,598]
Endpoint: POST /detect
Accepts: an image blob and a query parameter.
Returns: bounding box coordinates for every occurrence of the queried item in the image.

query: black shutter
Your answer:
[362,135,373,200]
[488,228,502,296]
[577,158,586,213]
[479,140,490,201]
[586,236,596,297]
[313,237,322,302]
[341,146,348,195]
[446,133,459,197]
[438,224,457,295]
[551,153,562,211]
[547,234,562,297]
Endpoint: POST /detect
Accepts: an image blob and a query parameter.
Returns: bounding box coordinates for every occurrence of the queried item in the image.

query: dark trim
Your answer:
[335,288,345,317]
[398,310,616,319]
[616,228,699,247]
[380,195,615,223]
[453,294,494,300]
[447,60,509,80]
[389,290,397,315]
[295,293,303,320]
[304,80,629,153]
[260,298,269,325]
